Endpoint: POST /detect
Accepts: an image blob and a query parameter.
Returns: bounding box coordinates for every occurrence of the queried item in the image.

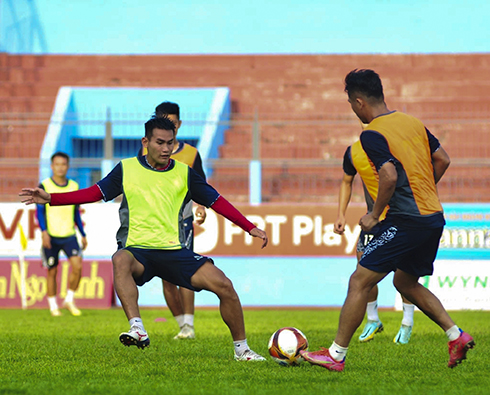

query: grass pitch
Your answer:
[0,308,488,395]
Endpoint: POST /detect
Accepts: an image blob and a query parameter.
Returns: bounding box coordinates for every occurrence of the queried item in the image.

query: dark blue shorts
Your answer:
[356,230,374,253]
[359,219,443,277]
[183,216,194,250]
[42,235,81,269]
[124,247,212,291]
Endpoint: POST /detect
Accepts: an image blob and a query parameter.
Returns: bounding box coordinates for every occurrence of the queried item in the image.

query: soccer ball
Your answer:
[268,327,308,366]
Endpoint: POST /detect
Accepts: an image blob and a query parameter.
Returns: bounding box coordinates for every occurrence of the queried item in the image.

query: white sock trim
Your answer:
[65,289,75,304]
[233,339,249,355]
[446,325,460,341]
[183,314,194,327]
[48,296,58,310]
[366,300,380,322]
[175,314,185,328]
[129,317,145,332]
[401,303,415,326]
[329,341,348,362]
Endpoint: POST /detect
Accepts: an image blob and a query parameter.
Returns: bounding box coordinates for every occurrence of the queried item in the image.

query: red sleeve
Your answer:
[50,184,104,206]
[210,196,256,233]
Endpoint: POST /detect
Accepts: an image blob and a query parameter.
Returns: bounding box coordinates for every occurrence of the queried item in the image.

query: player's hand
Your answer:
[359,213,379,232]
[81,236,88,250]
[42,231,51,249]
[19,188,51,205]
[194,206,206,225]
[334,217,346,235]
[250,227,268,249]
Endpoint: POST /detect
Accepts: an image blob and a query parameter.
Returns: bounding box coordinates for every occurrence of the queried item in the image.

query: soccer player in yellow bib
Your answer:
[36,152,87,316]
[21,116,268,361]
[301,68,474,371]
[335,140,416,344]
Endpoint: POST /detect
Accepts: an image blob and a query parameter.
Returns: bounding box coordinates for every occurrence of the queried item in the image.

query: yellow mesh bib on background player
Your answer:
[351,140,388,221]
[41,178,79,237]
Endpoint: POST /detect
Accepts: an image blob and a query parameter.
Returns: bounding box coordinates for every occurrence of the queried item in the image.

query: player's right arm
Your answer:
[335,173,355,235]
[20,163,123,206]
[35,184,51,248]
[359,131,397,232]
[335,146,357,235]
[21,187,51,205]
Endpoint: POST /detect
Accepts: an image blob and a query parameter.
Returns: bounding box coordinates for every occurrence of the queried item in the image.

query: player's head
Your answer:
[50,151,70,178]
[344,69,384,102]
[344,69,385,123]
[155,101,182,132]
[143,116,176,168]
[144,116,176,139]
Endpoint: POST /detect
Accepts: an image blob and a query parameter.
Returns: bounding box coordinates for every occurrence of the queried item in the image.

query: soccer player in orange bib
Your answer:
[301,69,474,371]
[335,140,416,344]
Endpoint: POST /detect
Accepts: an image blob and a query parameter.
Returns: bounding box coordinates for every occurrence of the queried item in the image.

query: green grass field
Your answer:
[0,308,488,395]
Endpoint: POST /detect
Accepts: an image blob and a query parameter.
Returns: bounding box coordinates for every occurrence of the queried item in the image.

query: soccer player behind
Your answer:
[152,101,206,340]
[37,152,87,316]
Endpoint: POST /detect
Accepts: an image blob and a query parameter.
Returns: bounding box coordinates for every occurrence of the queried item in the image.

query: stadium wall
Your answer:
[1,203,489,310]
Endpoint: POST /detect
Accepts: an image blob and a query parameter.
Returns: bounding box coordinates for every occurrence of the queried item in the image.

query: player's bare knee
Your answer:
[393,276,414,296]
[48,267,58,278]
[214,276,238,299]
[70,258,82,273]
[112,250,133,272]
[347,271,366,292]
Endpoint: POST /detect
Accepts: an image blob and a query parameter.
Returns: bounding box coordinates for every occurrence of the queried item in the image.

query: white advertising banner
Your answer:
[395,260,490,311]
[0,202,366,257]
[0,202,120,257]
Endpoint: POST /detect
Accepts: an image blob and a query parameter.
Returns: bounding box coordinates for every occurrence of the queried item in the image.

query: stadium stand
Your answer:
[1,53,490,202]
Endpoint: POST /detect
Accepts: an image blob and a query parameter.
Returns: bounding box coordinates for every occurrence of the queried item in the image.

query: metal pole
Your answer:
[249,108,262,205]
[101,107,114,178]
[104,107,113,159]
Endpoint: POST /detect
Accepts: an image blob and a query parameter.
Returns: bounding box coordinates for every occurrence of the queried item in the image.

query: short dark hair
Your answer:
[155,101,180,119]
[344,69,384,102]
[144,116,176,139]
[51,151,69,163]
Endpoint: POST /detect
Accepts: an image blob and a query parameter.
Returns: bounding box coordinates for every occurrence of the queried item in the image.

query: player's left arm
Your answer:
[431,146,450,184]
[426,128,451,184]
[211,196,268,248]
[192,152,207,225]
[188,168,268,248]
[74,205,88,250]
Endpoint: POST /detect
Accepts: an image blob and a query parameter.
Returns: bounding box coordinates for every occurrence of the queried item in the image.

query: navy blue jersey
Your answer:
[97,156,219,208]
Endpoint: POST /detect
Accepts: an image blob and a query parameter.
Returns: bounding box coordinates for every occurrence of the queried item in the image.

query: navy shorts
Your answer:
[356,230,374,253]
[183,216,194,250]
[124,247,212,291]
[42,235,81,269]
[359,219,443,277]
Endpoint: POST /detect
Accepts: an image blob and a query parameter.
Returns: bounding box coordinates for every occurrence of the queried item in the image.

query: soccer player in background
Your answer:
[36,152,87,316]
[153,101,206,340]
[22,116,268,361]
[301,69,474,371]
[335,140,416,344]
